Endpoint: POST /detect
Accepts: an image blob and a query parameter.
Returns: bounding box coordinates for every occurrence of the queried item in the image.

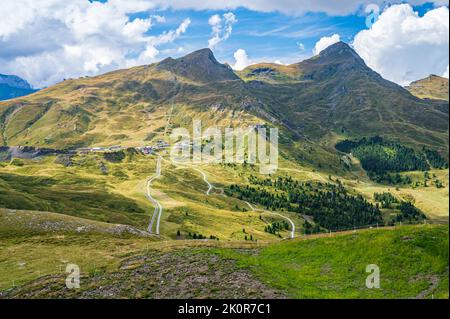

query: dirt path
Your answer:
[164,157,220,196]
[244,201,296,239]
[146,155,163,235]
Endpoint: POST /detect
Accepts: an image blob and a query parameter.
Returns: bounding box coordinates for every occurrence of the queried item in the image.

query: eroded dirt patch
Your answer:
[1,250,285,299]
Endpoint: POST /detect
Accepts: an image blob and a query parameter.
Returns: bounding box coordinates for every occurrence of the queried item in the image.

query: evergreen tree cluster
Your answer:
[368,172,412,185]
[303,220,322,235]
[184,231,219,240]
[434,179,444,189]
[374,192,398,208]
[373,192,427,224]
[226,176,383,231]
[265,221,289,235]
[336,137,447,178]
[396,202,427,223]
[423,148,448,169]
[352,142,428,173]
[103,151,126,163]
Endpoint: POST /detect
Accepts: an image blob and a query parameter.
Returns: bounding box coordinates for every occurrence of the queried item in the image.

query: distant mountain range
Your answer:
[406,74,449,101]
[0,42,447,159]
[240,42,448,150]
[0,74,37,101]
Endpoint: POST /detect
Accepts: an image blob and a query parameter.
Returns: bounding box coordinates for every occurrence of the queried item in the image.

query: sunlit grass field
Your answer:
[1,213,447,298]
[0,149,448,297]
[210,225,449,299]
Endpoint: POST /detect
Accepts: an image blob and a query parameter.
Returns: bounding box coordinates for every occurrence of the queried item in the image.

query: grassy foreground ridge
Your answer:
[0,43,448,299]
[0,212,448,299]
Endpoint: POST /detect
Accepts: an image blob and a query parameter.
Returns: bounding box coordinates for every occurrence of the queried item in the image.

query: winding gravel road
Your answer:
[146,155,163,235]
[245,201,296,239]
[191,166,213,195]
[166,157,216,195]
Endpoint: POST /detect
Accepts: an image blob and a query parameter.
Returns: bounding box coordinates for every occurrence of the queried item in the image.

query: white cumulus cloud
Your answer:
[151,0,449,16]
[232,49,252,71]
[0,0,191,88]
[129,18,191,67]
[122,18,154,41]
[297,42,305,51]
[353,4,449,85]
[313,34,341,55]
[208,12,237,49]
[443,65,449,78]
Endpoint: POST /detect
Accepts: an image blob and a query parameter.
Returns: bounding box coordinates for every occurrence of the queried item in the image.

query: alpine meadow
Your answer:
[0,0,448,304]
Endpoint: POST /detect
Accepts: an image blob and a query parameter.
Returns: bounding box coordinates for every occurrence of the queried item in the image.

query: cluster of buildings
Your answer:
[248,123,266,130]
[173,141,193,150]
[76,141,170,155]
[136,140,170,154]
[77,145,122,154]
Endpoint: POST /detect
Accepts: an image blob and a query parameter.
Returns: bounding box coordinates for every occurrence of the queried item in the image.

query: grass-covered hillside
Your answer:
[241,43,448,151]
[0,43,448,300]
[0,148,448,298]
[1,221,447,299]
[213,225,449,299]
[406,75,449,101]
[0,43,448,157]
[0,49,260,149]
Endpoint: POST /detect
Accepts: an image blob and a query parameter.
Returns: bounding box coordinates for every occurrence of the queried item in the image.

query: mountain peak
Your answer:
[318,42,364,64]
[294,41,377,83]
[156,48,238,83]
[410,74,448,85]
[0,74,33,90]
[321,41,352,52]
[428,74,447,81]
[0,74,37,101]
[406,73,449,100]
[183,48,215,61]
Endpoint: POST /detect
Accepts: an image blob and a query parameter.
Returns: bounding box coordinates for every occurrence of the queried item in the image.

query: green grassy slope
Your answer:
[0,84,37,101]
[241,43,448,151]
[0,153,300,241]
[0,171,148,227]
[211,225,449,299]
[0,44,447,158]
[1,224,447,299]
[406,75,449,101]
[0,208,158,292]
[0,44,448,300]
[0,49,260,149]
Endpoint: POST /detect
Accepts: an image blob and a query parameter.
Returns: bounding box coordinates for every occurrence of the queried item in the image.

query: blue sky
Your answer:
[115,1,443,65]
[0,0,448,87]
[146,8,367,64]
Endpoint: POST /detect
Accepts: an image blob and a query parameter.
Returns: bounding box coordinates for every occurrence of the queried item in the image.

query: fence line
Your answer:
[298,220,426,238]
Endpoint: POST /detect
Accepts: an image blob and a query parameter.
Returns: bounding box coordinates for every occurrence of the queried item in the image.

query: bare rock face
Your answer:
[0,74,37,101]
[54,155,74,167]
[99,162,109,174]
[9,146,42,159]
[156,48,239,83]
[0,147,70,161]
[406,74,449,101]
[0,74,33,89]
